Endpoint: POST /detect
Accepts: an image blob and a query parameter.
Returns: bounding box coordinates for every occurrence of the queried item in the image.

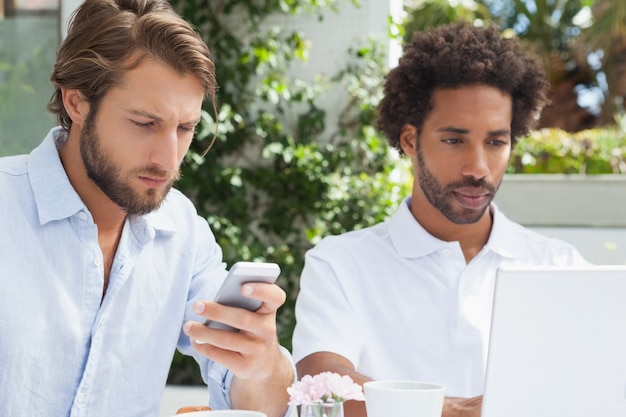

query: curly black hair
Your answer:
[377,22,550,154]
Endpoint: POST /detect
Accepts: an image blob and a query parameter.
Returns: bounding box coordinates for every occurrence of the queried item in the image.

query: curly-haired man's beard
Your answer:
[80,112,180,216]
[416,147,500,225]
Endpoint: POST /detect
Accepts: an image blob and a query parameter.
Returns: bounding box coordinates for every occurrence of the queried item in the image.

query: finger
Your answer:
[193,301,260,334]
[191,339,259,378]
[184,319,246,348]
[184,320,264,373]
[241,283,287,314]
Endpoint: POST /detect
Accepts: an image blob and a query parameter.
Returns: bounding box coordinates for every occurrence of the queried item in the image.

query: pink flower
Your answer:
[288,372,365,406]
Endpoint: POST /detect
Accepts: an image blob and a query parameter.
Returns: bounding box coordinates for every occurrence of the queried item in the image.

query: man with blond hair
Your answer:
[0,0,294,415]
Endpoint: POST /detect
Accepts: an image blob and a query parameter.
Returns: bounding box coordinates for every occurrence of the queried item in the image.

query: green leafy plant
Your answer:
[166,0,624,385]
[509,124,626,174]
[0,16,57,156]
[167,0,410,384]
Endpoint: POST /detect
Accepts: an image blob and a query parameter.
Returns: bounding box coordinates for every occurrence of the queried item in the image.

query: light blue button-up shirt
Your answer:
[0,128,259,416]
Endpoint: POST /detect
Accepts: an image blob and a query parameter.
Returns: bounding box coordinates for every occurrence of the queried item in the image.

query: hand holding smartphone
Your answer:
[204,261,281,331]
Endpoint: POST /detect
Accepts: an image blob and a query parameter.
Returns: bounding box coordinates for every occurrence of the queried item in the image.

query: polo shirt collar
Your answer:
[484,203,523,260]
[388,197,450,258]
[389,197,521,260]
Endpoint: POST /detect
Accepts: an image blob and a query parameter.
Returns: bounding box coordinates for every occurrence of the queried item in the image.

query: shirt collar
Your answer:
[484,203,523,259]
[388,197,450,258]
[29,127,86,225]
[28,127,177,237]
[388,197,521,260]
[130,206,177,243]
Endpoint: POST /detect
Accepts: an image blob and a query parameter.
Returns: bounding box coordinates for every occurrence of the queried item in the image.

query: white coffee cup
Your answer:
[363,380,445,417]
[170,410,267,417]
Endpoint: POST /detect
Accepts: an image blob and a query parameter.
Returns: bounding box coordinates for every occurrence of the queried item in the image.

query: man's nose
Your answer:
[461,146,489,180]
[150,130,179,172]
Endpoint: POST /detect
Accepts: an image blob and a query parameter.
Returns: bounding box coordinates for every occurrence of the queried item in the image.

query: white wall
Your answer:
[494,175,626,265]
[274,0,402,79]
[531,227,626,265]
[60,0,82,39]
[262,0,402,139]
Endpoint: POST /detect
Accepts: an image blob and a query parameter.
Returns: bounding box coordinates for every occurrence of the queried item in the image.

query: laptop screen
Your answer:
[482,266,626,417]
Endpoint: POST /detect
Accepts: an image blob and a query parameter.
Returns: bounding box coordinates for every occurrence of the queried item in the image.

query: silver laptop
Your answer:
[482,265,626,417]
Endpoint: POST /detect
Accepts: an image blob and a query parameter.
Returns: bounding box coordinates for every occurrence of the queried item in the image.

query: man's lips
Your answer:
[453,188,491,209]
[138,175,170,188]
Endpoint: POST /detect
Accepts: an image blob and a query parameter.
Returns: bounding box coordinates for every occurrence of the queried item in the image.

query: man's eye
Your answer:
[443,138,461,144]
[179,125,196,133]
[132,120,153,128]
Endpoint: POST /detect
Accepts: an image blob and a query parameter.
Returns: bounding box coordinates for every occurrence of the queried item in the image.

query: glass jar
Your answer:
[300,401,344,417]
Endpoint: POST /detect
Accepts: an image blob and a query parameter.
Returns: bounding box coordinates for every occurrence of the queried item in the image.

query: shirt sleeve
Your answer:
[292,245,365,368]
[207,360,232,410]
[176,214,227,405]
[208,346,296,417]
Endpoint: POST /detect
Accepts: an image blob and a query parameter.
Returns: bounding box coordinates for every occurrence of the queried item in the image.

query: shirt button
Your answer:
[78,212,87,220]
[94,258,102,267]
[75,391,84,404]
[442,249,452,256]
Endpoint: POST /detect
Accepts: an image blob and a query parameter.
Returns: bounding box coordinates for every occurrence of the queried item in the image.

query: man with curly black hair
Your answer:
[293,23,587,417]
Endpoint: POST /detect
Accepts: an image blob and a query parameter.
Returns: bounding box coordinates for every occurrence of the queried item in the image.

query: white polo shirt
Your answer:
[292,198,587,397]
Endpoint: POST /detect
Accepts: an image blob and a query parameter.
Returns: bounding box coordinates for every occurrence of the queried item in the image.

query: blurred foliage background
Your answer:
[0,0,622,389]
[172,0,403,340]
[167,0,407,384]
[0,15,57,156]
[510,124,626,174]
[165,0,626,384]
[404,0,626,130]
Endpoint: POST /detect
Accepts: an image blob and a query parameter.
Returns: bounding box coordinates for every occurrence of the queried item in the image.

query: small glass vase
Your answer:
[300,401,344,417]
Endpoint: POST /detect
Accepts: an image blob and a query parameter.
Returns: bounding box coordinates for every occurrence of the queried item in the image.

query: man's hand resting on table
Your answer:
[442,396,482,417]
